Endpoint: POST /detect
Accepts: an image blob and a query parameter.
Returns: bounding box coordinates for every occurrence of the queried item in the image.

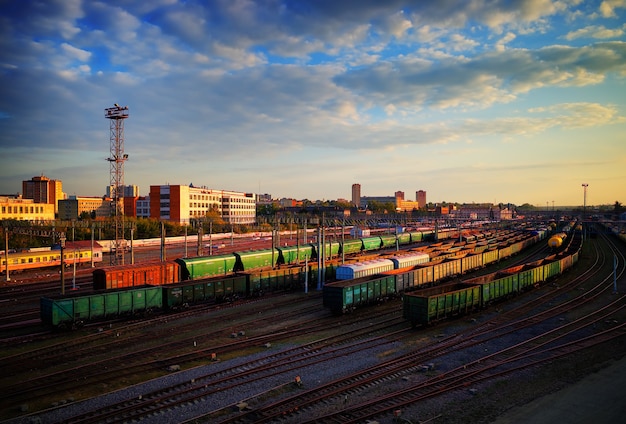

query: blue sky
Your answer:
[0,0,624,207]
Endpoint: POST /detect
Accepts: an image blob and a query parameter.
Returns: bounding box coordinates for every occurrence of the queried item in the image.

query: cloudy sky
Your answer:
[1,0,625,207]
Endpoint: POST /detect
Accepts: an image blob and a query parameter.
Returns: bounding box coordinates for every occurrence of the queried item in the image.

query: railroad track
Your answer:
[4,229,623,423]
[185,232,624,423]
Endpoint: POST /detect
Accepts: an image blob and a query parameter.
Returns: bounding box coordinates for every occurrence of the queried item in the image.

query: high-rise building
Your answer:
[106,185,139,198]
[395,191,405,201]
[416,190,427,208]
[22,175,63,214]
[351,183,361,208]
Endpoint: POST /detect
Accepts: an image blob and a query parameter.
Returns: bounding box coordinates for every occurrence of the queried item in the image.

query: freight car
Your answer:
[93,260,181,290]
[1,241,103,274]
[162,275,249,309]
[40,285,162,330]
[547,232,567,249]
[403,236,581,327]
[323,230,548,314]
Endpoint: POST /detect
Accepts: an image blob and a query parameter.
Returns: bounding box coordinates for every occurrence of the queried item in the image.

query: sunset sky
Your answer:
[1,0,624,207]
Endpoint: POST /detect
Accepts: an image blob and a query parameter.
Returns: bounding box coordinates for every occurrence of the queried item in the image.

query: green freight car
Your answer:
[380,235,398,249]
[276,244,316,265]
[40,285,163,329]
[245,266,303,295]
[234,249,276,271]
[463,269,521,305]
[402,283,481,327]
[340,239,363,255]
[323,273,398,315]
[397,232,411,246]
[361,236,383,251]
[162,275,249,309]
[316,241,341,261]
[176,254,237,279]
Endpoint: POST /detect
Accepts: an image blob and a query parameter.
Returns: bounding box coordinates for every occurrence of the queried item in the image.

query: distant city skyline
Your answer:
[3,174,609,209]
[1,1,624,206]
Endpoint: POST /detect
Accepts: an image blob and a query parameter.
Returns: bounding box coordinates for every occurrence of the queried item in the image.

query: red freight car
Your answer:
[93,261,181,290]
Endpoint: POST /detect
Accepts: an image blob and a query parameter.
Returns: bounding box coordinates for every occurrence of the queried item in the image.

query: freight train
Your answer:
[39,227,538,329]
[403,231,582,327]
[40,229,491,329]
[42,266,310,329]
[1,242,103,274]
[92,230,448,290]
[322,230,548,314]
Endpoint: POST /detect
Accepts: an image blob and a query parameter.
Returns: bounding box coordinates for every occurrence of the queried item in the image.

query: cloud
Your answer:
[60,42,91,62]
[0,0,624,204]
[564,25,625,40]
[599,0,626,18]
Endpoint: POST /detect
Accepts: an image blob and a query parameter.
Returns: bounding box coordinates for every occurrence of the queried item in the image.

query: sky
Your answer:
[0,0,625,208]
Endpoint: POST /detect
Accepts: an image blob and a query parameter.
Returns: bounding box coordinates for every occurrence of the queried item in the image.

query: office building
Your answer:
[149,184,256,225]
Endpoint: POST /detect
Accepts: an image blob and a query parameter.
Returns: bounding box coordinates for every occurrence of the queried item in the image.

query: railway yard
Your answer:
[1,223,625,424]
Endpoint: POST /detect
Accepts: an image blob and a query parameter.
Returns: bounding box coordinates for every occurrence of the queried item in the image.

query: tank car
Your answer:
[547,232,567,249]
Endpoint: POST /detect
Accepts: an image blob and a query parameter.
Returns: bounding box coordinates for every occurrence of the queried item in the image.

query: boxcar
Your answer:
[41,285,163,329]
[402,283,481,327]
[323,273,398,314]
[389,252,430,269]
[93,261,181,290]
[335,259,394,280]
[176,254,237,279]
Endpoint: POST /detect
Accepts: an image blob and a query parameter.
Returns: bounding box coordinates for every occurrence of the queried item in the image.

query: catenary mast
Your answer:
[105,104,129,265]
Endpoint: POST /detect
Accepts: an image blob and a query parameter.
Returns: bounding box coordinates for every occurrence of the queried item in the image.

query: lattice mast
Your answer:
[105,104,129,265]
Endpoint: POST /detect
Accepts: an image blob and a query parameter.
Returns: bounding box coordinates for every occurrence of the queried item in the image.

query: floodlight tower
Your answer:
[105,104,129,265]
[582,183,588,221]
